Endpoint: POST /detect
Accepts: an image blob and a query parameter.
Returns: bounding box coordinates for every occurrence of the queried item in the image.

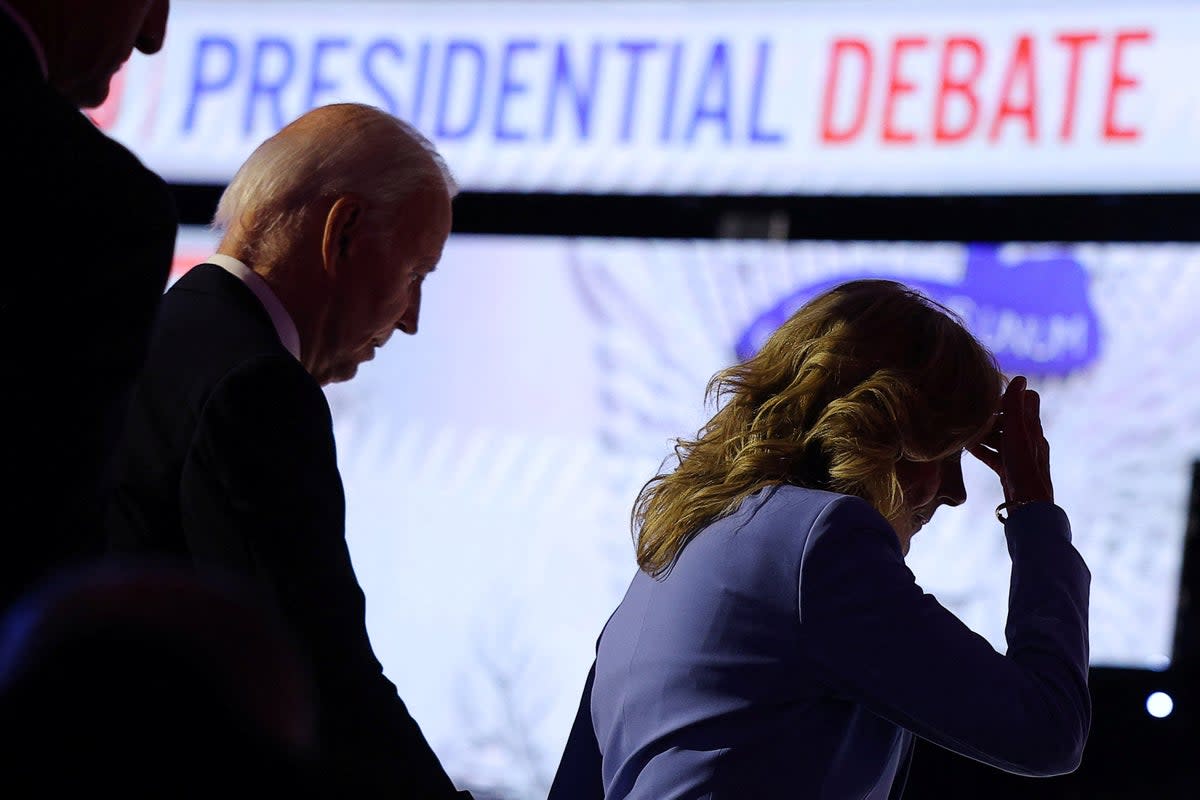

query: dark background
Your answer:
[173,187,1200,243]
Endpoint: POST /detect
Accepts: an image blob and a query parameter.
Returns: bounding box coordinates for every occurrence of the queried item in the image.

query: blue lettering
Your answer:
[617,40,658,142]
[660,41,684,142]
[748,40,785,144]
[307,38,350,110]
[543,42,602,140]
[977,309,1090,363]
[685,41,732,142]
[362,40,402,115]
[412,40,432,125]
[184,36,238,133]
[246,38,296,135]
[494,39,538,142]
[435,40,486,140]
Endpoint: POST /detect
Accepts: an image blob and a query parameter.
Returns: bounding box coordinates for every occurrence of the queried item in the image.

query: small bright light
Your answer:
[1146,691,1174,719]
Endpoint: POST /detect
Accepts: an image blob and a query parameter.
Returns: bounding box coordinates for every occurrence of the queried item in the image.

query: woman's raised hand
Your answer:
[966,375,1054,506]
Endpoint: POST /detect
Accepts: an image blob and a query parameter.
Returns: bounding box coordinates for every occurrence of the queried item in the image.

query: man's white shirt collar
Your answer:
[207,254,302,361]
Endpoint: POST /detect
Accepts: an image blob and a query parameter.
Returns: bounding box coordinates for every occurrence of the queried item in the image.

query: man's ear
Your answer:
[320,195,365,278]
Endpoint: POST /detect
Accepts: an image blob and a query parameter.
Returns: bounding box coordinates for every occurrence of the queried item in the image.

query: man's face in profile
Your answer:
[321,181,452,385]
[49,0,170,108]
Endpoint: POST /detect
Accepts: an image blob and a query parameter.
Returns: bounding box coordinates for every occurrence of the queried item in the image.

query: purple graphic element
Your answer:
[734,244,1101,376]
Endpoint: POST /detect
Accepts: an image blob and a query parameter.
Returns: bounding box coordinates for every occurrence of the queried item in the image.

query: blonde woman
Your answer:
[549,279,1090,800]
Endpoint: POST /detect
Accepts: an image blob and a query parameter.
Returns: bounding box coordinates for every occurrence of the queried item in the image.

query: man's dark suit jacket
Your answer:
[0,11,177,611]
[106,264,467,798]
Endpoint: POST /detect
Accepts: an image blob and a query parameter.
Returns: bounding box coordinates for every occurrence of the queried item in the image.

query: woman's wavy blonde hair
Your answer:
[634,278,1003,577]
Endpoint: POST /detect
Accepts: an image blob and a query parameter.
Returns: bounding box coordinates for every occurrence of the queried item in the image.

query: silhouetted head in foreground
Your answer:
[6,0,171,108]
[0,559,323,794]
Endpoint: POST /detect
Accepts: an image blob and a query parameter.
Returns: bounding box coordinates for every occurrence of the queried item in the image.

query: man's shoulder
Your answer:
[11,86,171,211]
[215,353,321,400]
[142,274,320,424]
[187,354,332,454]
[155,267,296,368]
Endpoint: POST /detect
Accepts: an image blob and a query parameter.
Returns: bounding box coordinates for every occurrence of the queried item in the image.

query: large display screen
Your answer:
[172,229,1199,797]
[98,0,1200,195]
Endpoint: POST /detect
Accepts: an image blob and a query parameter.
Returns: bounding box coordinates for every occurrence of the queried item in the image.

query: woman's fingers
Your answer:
[978,425,1002,451]
[966,442,1001,474]
[1002,376,1027,443]
[998,375,1054,504]
[1025,390,1044,436]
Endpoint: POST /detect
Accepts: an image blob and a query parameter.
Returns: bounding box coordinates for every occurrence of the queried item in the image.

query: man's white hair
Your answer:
[212,103,456,260]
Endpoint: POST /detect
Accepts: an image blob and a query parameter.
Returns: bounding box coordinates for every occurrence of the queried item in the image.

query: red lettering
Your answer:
[882,36,927,143]
[934,37,984,143]
[989,34,1038,142]
[1105,29,1152,141]
[1056,32,1100,141]
[818,28,1152,150]
[821,38,873,143]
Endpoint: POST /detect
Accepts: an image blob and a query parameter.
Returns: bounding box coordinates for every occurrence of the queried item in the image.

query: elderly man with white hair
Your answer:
[106,102,470,798]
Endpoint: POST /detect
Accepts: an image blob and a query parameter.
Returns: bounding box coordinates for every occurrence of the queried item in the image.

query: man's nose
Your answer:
[396,286,421,336]
[135,1,170,55]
